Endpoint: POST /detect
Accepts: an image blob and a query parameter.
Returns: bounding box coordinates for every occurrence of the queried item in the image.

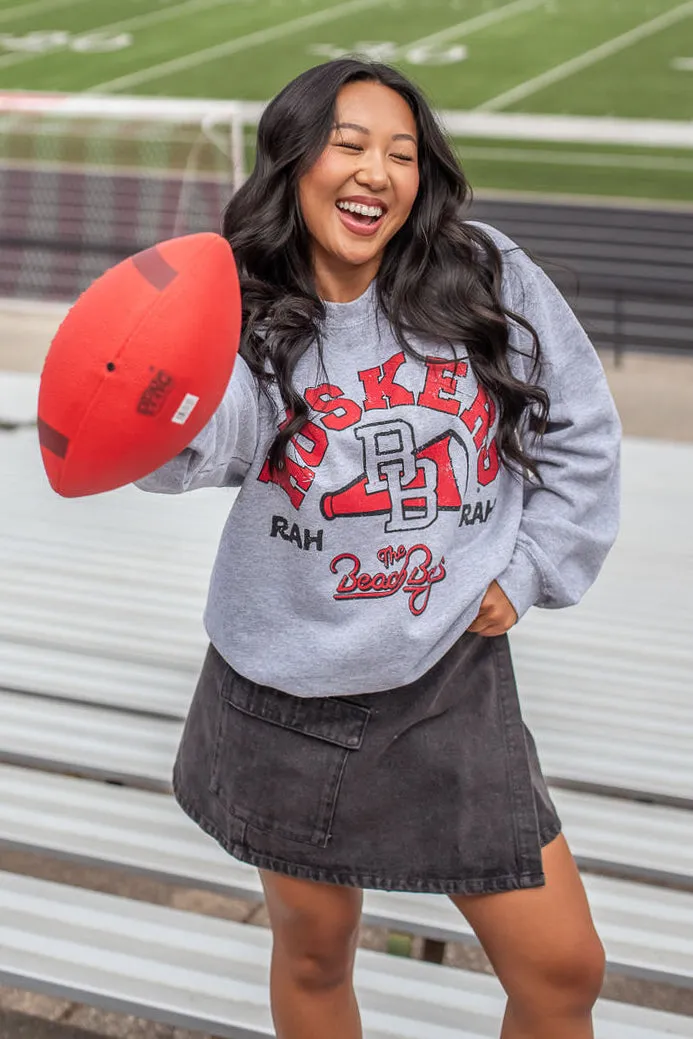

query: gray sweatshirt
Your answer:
[137,225,621,696]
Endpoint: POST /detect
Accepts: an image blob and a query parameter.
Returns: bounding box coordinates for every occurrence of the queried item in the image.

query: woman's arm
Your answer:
[135,355,261,494]
[495,244,622,620]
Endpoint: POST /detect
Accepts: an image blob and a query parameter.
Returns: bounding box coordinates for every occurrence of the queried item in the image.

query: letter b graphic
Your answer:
[355,420,438,532]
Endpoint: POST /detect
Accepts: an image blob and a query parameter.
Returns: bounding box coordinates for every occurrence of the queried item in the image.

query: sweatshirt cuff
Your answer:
[496,543,543,621]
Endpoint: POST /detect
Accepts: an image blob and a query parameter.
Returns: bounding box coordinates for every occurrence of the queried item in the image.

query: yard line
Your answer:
[476,0,693,111]
[0,0,90,26]
[402,0,547,51]
[440,110,693,149]
[458,145,693,174]
[87,0,390,94]
[0,0,234,71]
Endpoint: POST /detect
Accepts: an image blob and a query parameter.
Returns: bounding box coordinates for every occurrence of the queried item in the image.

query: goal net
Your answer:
[5,89,686,307]
[0,92,264,301]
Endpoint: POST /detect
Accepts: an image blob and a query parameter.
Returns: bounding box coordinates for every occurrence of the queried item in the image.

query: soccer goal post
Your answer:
[0,91,265,187]
[0,92,265,299]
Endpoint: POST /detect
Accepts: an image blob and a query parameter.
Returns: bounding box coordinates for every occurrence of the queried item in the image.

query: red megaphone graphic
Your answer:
[321,432,467,520]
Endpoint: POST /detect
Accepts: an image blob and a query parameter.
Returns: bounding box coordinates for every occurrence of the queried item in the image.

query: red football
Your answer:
[37,232,241,497]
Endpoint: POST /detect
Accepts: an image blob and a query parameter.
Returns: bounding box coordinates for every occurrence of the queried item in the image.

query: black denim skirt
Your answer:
[172,631,561,895]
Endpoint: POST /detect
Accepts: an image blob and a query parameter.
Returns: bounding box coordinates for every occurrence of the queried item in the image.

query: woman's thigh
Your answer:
[449,835,605,1003]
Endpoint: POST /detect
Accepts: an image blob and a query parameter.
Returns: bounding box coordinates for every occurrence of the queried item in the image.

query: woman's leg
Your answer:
[449,834,605,1039]
[259,870,364,1039]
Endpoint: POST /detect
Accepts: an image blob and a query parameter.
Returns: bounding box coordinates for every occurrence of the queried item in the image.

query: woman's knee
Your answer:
[275,941,359,992]
[273,914,362,992]
[261,871,362,990]
[514,928,606,1015]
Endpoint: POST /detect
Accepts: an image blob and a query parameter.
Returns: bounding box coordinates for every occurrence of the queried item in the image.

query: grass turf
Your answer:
[0,0,692,202]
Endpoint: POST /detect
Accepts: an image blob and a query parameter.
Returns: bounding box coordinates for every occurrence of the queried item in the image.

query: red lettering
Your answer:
[330,545,446,615]
[293,419,328,467]
[377,545,408,568]
[477,441,500,485]
[258,412,325,508]
[460,385,496,447]
[258,454,315,509]
[305,383,362,431]
[359,351,415,411]
[460,387,500,486]
[330,552,408,598]
[417,357,468,415]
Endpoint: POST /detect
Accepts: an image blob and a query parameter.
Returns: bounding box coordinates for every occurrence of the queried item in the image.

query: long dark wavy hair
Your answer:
[223,58,549,476]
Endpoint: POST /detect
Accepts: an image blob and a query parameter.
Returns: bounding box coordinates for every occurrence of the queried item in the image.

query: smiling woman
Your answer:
[222,59,554,479]
[136,57,621,1039]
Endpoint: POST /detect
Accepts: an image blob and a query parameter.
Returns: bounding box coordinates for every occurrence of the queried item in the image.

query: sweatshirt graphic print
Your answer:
[259,342,499,620]
[137,226,621,696]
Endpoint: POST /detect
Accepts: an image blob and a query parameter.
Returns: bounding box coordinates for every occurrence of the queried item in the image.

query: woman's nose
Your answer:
[355,152,389,190]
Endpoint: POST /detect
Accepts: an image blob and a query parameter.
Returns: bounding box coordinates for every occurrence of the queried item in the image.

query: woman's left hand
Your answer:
[467,580,518,637]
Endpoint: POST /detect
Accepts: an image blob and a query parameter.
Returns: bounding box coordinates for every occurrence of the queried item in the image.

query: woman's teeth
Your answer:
[336,201,383,219]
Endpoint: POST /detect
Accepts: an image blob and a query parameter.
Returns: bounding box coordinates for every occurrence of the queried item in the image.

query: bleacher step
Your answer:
[0,766,692,989]
[0,871,691,1039]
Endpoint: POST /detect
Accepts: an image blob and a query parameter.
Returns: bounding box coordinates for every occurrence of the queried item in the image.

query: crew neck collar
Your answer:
[321,279,377,329]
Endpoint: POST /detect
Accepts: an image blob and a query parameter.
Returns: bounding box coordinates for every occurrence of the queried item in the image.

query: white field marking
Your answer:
[401,0,547,52]
[308,0,546,64]
[0,0,234,70]
[87,0,390,93]
[0,0,90,26]
[458,144,693,173]
[476,0,693,112]
[672,56,693,69]
[439,110,693,148]
[3,89,693,150]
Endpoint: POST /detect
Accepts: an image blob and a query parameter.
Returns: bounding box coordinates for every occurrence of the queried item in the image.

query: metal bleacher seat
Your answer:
[3,869,690,1039]
[2,431,691,804]
[3,758,693,891]
[469,198,693,358]
[515,436,693,805]
[1,764,692,992]
[1,413,692,1032]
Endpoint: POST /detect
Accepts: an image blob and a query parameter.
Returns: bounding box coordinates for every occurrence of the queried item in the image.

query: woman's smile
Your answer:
[335,195,388,237]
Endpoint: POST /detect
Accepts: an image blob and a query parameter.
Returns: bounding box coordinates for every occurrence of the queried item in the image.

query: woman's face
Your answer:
[298,80,420,298]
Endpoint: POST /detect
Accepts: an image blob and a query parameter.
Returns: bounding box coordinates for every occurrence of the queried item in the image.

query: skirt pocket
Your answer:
[209,668,370,848]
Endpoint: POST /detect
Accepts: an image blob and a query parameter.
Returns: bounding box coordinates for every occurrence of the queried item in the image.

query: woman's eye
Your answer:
[334,142,414,162]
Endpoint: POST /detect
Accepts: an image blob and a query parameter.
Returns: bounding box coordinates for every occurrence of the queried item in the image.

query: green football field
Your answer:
[1,0,693,203]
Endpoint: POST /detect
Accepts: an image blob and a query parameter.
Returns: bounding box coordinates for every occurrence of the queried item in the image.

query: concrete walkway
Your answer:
[0,1011,114,1039]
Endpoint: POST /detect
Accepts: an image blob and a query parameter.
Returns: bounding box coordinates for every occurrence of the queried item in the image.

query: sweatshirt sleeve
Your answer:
[494,245,622,619]
[135,355,261,494]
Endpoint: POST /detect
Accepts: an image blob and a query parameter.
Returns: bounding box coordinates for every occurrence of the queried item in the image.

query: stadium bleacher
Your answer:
[0,422,691,1035]
[2,164,692,357]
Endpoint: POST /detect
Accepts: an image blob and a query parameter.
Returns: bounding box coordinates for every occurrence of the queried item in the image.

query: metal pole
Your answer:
[614,289,624,369]
[230,111,244,194]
